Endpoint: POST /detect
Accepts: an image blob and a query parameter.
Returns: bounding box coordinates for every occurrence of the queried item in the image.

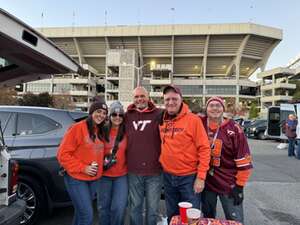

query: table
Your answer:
[170,215,243,225]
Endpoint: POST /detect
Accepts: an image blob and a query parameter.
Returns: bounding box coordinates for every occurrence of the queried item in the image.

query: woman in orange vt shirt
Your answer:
[97,101,128,225]
[57,99,108,225]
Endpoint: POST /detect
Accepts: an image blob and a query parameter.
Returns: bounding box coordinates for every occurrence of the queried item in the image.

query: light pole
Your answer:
[122,61,156,87]
[135,63,147,87]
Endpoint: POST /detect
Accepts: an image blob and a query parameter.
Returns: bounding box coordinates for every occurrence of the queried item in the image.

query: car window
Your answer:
[0,112,16,136]
[0,111,10,128]
[243,121,252,126]
[16,113,61,135]
[252,120,265,125]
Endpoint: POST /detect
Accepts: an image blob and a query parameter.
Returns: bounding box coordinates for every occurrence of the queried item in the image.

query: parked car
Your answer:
[234,118,253,131]
[241,120,253,130]
[0,106,87,224]
[245,119,268,140]
[267,103,300,140]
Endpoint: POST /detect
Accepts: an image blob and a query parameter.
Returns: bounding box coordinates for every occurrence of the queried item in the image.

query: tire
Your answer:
[17,176,47,225]
[257,132,266,140]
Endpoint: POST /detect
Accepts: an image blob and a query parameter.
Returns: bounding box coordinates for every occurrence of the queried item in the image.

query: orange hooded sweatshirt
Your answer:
[159,103,211,180]
[57,120,105,181]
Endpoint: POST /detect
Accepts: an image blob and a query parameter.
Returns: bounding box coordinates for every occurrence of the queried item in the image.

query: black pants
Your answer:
[201,189,244,223]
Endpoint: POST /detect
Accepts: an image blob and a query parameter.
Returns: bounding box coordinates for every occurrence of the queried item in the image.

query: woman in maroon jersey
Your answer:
[200,97,253,224]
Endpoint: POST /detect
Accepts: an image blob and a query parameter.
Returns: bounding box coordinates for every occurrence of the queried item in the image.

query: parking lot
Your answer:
[39,138,300,225]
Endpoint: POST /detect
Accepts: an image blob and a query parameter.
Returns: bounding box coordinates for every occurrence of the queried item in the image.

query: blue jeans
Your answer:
[163,172,201,222]
[128,173,162,225]
[97,175,128,225]
[288,138,296,156]
[202,189,244,224]
[64,174,98,225]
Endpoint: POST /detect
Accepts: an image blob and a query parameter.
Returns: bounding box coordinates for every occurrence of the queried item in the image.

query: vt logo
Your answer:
[133,120,151,131]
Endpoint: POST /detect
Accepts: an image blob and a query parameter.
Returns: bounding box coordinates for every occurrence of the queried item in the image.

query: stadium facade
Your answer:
[258,54,300,116]
[34,23,282,109]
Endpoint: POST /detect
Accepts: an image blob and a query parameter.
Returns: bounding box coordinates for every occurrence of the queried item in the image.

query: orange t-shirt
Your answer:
[103,127,128,177]
[57,120,105,181]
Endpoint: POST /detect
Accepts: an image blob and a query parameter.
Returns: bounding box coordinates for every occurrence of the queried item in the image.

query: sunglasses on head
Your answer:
[111,113,124,118]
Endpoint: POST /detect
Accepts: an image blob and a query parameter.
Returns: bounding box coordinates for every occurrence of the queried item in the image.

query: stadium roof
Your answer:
[39,23,282,78]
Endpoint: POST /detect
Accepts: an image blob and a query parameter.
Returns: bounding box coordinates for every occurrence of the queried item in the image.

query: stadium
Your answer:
[34,23,282,108]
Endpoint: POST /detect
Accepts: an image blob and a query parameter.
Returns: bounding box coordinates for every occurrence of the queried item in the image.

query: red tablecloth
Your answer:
[170,215,243,225]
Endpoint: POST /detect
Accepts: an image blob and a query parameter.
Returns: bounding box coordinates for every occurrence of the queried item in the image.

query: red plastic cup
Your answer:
[178,202,193,224]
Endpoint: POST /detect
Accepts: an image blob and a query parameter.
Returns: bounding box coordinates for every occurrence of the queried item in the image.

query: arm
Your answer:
[193,117,211,193]
[233,123,253,185]
[230,123,253,205]
[57,124,86,174]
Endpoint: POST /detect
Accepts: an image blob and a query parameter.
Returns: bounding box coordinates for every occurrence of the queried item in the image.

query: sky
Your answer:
[1,0,300,72]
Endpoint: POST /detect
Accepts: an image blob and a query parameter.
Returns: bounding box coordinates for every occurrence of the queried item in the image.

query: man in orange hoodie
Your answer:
[159,85,211,221]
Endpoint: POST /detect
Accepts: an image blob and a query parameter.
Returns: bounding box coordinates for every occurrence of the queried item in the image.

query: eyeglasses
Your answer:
[111,113,124,118]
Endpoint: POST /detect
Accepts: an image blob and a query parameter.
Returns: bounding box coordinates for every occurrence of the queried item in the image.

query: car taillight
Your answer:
[8,160,19,196]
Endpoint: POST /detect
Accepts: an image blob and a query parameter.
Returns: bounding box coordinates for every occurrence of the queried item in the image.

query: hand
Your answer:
[229,185,244,205]
[193,178,205,193]
[84,165,98,176]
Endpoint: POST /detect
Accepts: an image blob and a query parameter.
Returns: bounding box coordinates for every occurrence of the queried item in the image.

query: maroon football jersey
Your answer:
[201,116,253,194]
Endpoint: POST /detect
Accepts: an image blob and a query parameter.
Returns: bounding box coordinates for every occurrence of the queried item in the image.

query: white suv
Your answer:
[0,124,25,225]
[0,8,83,225]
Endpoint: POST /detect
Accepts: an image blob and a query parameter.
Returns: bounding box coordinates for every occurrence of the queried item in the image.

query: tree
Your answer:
[293,91,300,101]
[224,97,236,118]
[18,92,54,107]
[0,87,18,105]
[52,94,75,110]
[183,97,203,114]
[249,102,259,119]
[290,80,300,101]
[223,97,251,118]
[38,92,53,107]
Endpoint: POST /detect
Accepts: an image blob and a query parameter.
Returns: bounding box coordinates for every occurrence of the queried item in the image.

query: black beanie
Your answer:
[89,98,108,115]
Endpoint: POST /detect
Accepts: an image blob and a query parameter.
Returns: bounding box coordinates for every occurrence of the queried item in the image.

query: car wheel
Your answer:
[17,176,47,225]
[258,132,266,140]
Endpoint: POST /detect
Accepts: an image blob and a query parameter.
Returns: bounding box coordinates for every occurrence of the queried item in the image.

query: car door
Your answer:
[267,106,281,137]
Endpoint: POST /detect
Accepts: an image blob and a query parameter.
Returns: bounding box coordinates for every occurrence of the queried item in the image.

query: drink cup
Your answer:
[91,162,98,176]
[186,208,201,225]
[178,202,192,224]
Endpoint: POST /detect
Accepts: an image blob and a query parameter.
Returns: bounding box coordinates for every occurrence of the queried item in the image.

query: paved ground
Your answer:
[243,139,300,225]
[39,139,300,225]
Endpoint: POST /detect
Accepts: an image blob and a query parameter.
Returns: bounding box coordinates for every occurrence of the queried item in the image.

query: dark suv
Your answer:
[0,106,87,224]
[245,119,267,140]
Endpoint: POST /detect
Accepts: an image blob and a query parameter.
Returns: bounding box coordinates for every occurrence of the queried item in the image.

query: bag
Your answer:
[103,153,117,171]
[103,132,121,171]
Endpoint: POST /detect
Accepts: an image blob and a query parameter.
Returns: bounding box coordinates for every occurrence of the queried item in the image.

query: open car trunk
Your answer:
[0,8,82,87]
